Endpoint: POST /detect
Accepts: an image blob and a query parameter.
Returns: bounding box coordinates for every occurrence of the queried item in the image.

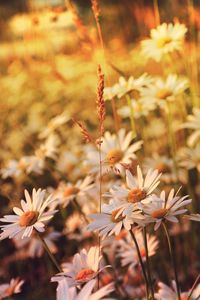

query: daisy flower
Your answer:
[142,74,188,107]
[1,159,24,179]
[106,166,161,213]
[178,144,200,173]
[52,246,104,286]
[111,74,153,99]
[14,228,61,257]
[0,278,24,299]
[118,98,156,119]
[39,113,69,139]
[118,229,159,268]
[155,281,200,300]
[181,108,200,146]
[85,129,143,174]
[144,154,186,184]
[0,188,57,239]
[118,229,158,267]
[35,134,59,161]
[141,22,187,61]
[142,189,192,230]
[53,176,94,208]
[53,278,114,300]
[184,213,200,222]
[87,199,144,239]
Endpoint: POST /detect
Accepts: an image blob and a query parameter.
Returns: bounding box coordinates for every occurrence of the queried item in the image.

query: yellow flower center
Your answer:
[111,208,125,223]
[106,149,123,165]
[156,88,173,99]
[75,269,95,281]
[156,36,172,48]
[128,188,146,203]
[5,286,15,297]
[155,162,170,173]
[63,186,80,197]
[19,211,39,227]
[151,208,168,219]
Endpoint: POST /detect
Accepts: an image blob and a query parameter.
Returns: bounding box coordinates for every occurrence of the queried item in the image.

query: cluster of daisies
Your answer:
[0,21,200,300]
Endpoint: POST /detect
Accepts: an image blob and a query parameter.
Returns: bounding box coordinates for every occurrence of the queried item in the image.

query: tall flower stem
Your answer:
[187,273,200,300]
[126,94,136,138]
[73,198,89,224]
[143,227,155,300]
[37,232,62,273]
[153,0,160,26]
[130,229,149,299]
[162,222,181,300]
[166,103,178,182]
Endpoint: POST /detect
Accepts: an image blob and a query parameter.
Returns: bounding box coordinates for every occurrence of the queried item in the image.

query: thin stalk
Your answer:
[153,0,160,26]
[73,198,89,224]
[166,102,178,182]
[143,227,155,300]
[130,229,149,299]
[162,222,181,300]
[126,94,136,138]
[37,232,62,273]
[187,273,200,300]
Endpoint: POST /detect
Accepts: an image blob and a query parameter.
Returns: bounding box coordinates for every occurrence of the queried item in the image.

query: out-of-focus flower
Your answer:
[35,134,60,161]
[144,155,177,184]
[39,113,69,139]
[118,229,158,267]
[105,166,161,213]
[185,213,200,222]
[85,129,143,174]
[104,73,153,100]
[52,278,114,300]
[142,74,188,107]
[52,247,104,286]
[0,188,57,239]
[88,199,143,238]
[0,278,24,299]
[178,144,200,172]
[181,108,200,146]
[118,98,156,119]
[141,23,187,61]
[142,189,191,230]
[52,176,94,208]
[155,281,200,300]
[14,228,61,257]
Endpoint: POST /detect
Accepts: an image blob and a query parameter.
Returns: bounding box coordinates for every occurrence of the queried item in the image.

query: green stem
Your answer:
[126,94,136,138]
[162,223,181,300]
[130,229,149,299]
[37,232,62,273]
[143,227,155,300]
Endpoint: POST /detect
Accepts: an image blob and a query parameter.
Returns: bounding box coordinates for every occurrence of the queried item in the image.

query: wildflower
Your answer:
[106,166,161,213]
[141,23,187,61]
[118,229,158,268]
[142,74,188,107]
[155,281,200,300]
[0,278,24,299]
[35,134,59,161]
[52,247,105,286]
[178,144,200,172]
[14,228,61,257]
[118,98,156,119]
[87,199,144,238]
[0,188,57,239]
[39,113,69,139]
[142,189,192,230]
[181,108,200,146]
[52,278,114,300]
[85,129,143,174]
[53,176,94,208]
